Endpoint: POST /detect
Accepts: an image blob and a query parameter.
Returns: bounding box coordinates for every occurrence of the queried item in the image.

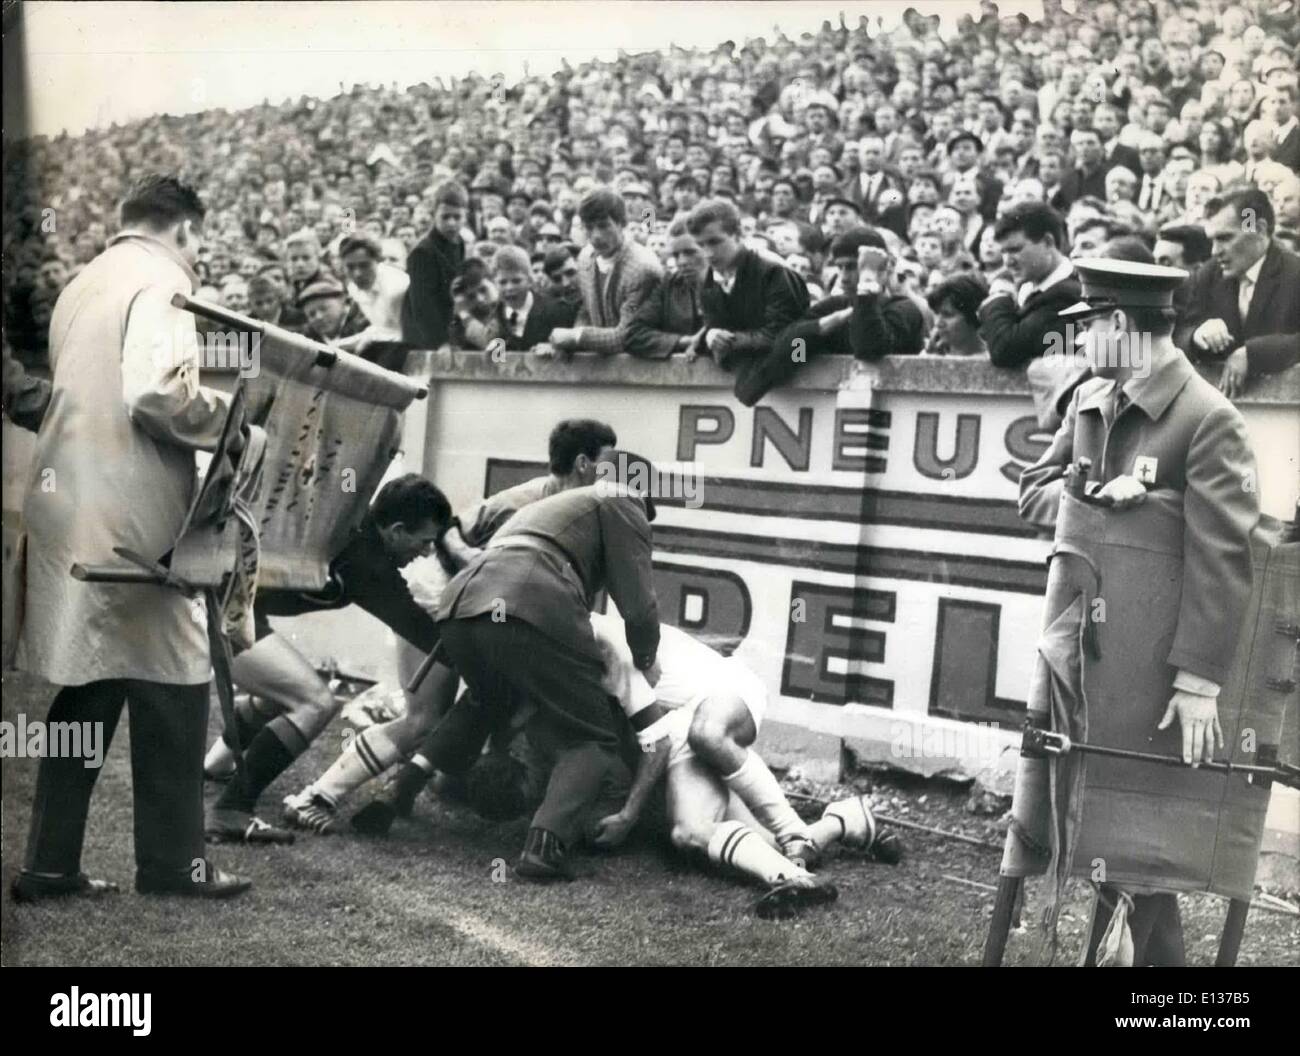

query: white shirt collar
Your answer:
[505,291,534,333]
[1276,116,1298,141]
[1241,253,1266,287]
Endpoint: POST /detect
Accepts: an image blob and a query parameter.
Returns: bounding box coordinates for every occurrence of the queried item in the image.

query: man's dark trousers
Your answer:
[1082,884,1186,966]
[23,679,209,877]
[433,613,627,847]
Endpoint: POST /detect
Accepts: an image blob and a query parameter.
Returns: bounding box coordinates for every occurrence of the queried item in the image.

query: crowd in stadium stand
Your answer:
[4,0,1299,406]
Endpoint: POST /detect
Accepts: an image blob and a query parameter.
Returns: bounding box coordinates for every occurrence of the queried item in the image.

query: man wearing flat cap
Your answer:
[299,276,368,347]
[946,130,1002,221]
[1020,255,1259,966]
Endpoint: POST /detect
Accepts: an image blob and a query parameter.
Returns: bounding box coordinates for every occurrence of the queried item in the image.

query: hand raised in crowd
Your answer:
[1192,318,1235,356]
[1218,347,1249,399]
[876,189,904,211]
[857,245,888,296]
[1157,689,1224,766]
[987,275,1018,300]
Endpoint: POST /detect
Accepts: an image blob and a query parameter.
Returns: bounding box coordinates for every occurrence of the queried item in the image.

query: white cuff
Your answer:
[637,713,676,750]
[1173,670,1220,698]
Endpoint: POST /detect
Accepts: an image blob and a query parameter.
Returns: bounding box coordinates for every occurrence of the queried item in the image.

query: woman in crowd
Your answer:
[923,273,989,357]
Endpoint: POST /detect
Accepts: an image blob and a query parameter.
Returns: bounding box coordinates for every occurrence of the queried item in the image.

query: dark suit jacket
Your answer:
[625,272,704,359]
[699,248,810,367]
[803,292,926,358]
[436,484,660,669]
[848,291,927,360]
[1105,142,1142,176]
[1273,123,1300,174]
[978,271,1082,369]
[1019,352,1258,684]
[841,171,908,238]
[1173,241,1300,378]
[1057,165,1108,209]
[400,229,465,349]
[497,290,578,351]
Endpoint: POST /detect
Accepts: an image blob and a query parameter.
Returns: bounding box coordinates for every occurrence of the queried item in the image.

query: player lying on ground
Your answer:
[466,612,902,917]
[279,419,618,833]
[203,474,461,843]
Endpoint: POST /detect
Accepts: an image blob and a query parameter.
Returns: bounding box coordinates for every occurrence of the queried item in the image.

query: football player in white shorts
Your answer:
[587,612,900,918]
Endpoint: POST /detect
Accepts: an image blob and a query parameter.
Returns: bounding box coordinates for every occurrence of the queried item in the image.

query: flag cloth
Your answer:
[170,326,424,600]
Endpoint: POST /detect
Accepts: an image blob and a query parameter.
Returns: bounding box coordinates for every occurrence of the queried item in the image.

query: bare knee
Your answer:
[283,682,338,741]
[687,713,732,762]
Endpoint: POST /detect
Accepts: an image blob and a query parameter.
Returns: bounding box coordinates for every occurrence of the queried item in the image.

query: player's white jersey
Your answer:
[590,611,766,765]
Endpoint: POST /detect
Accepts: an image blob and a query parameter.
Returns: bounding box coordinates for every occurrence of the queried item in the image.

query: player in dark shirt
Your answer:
[284,418,619,835]
[203,474,455,844]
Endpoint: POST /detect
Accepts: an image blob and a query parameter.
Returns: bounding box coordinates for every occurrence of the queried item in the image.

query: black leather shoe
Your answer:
[11,871,121,904]
[136,860,252,899]
[205,810,296,845]
[515,827,573,881]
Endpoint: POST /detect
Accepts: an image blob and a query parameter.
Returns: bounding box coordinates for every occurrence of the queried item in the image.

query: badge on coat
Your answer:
[1133,456,1158,484]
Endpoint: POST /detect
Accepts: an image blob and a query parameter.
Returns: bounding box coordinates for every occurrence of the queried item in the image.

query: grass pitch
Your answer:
[3,671,1296,967]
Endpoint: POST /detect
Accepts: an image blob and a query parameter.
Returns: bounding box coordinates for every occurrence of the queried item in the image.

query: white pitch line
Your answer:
[438,906,576,967]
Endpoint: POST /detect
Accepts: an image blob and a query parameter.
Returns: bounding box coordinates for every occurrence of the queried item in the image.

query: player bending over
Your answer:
[280,419,618,833]
[202,474,460,843]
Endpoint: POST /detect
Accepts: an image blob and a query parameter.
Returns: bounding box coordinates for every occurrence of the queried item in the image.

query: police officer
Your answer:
[1019,255,1259,965]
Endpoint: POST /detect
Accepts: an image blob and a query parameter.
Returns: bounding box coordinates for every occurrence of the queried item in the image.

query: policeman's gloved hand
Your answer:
[1093,473,1147,511]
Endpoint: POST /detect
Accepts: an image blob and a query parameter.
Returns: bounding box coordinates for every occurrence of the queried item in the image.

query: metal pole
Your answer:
[983,875,1022,966]
[1215,899,1250,967]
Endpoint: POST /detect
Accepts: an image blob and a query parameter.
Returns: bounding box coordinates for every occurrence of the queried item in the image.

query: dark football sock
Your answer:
[214,729,296,814]
[229,697,272,750]
[387,762,430,812]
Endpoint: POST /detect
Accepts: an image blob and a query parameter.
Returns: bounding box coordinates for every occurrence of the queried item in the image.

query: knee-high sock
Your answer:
[707,820,810,886]
[206,695,274,772]
[213,715,308,814]
[721,751,808,840]
[314,726,404,804]
[806,815,847,849]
